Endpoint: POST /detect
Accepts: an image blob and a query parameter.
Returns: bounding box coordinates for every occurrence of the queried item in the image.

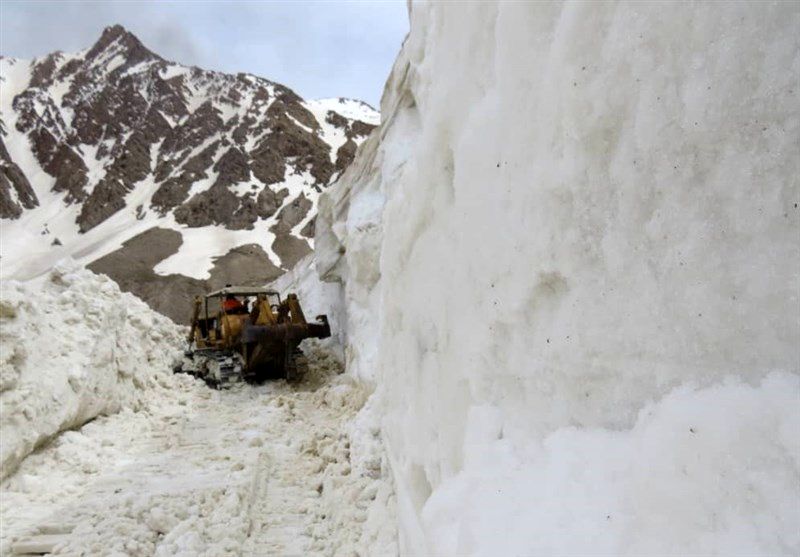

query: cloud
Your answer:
[149,22,201,66]
[0,0,408,106]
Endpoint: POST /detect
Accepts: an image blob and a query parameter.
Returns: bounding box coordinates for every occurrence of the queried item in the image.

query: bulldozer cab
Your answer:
[190,286,283,349]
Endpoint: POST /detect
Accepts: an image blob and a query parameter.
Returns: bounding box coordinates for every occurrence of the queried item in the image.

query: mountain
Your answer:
[0,25,378,321]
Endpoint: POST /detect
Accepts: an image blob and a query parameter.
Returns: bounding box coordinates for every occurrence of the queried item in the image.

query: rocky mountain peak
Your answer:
[83,26,158,73]
[99,23,135,42]
[84,24,161,66]
[0,29,379,322]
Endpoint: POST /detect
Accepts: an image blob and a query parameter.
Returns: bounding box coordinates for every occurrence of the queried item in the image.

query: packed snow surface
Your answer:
[1,341,397,556]
[0,265,184,480]
[314,2,800,555]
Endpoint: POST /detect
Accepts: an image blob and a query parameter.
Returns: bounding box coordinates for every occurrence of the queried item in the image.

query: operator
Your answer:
[222,293,245,313]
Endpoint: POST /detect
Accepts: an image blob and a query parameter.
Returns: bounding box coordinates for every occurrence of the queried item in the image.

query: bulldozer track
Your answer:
[176,349,244,389]
[241,440,316,556]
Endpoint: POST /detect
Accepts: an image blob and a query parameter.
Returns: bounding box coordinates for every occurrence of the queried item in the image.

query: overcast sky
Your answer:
[0,1,408,107]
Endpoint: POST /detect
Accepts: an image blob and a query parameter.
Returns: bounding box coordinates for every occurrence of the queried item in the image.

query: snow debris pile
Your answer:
[0,265,184,479]
[1,369,259,557]
[314,2,800,555]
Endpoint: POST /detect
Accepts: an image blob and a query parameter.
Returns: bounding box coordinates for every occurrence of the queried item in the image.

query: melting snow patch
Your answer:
[159,64,190,81]
[152,223,280,279]
[306,98,380,125]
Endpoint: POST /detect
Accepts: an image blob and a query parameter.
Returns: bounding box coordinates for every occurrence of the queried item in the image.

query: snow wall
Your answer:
[314,2,800,555]
[0,266,184,479]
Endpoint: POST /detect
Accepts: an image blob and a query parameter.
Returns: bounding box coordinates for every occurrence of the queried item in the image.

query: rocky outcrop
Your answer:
[272,194,312,234]
[87,228,201,323]
[0,139,37,219]
[269,193,314,268]
[257,187,289,219]
[87,227,283,323]
[271,233,312,270]
[335,138,358,171]
[207,244,283,290]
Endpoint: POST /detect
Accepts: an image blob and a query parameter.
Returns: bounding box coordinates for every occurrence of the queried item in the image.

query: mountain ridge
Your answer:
[0,24,378,322]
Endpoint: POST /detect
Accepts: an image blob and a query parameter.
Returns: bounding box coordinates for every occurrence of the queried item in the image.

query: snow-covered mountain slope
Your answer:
[0,25,377,322]
[313,2,800,555]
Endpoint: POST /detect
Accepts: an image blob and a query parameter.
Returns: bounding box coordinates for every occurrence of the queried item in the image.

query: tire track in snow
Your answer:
[243,351,380,556]
[242,441,314,556]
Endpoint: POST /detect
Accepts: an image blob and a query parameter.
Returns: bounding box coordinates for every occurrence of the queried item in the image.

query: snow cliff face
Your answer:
[0,265,185,480]
[315,3,800,555]
[0,25,377,322]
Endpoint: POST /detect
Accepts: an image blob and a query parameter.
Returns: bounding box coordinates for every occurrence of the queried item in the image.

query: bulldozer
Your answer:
[176,286,331,387]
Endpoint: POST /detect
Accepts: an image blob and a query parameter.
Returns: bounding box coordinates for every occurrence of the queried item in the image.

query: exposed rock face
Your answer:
[257,187,289,219]
[207,244,284,289]
[0,138,37,218]
[87,227,201,323]
[335,138,359,171]
[0,25,379,319]
[88,227,284,323]
[271,233,312,271]
[269,193,315,268]
[272,194,313,234]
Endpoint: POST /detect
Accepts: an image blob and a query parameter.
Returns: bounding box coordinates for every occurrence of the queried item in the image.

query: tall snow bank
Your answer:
[314,2,800,554]
[423,372,799,556]
[0,265,184,478]
[269,254,347,361]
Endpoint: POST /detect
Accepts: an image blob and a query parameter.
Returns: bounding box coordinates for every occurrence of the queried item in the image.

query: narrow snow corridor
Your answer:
[1,346,397,556]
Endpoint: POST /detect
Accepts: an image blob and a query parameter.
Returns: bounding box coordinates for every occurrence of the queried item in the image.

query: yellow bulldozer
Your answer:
[176,285,331,387]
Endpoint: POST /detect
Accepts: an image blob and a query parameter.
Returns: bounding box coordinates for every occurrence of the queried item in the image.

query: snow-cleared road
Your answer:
[1,345,397,556]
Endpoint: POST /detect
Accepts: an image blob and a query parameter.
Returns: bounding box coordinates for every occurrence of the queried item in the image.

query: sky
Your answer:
[0,1,409,107]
